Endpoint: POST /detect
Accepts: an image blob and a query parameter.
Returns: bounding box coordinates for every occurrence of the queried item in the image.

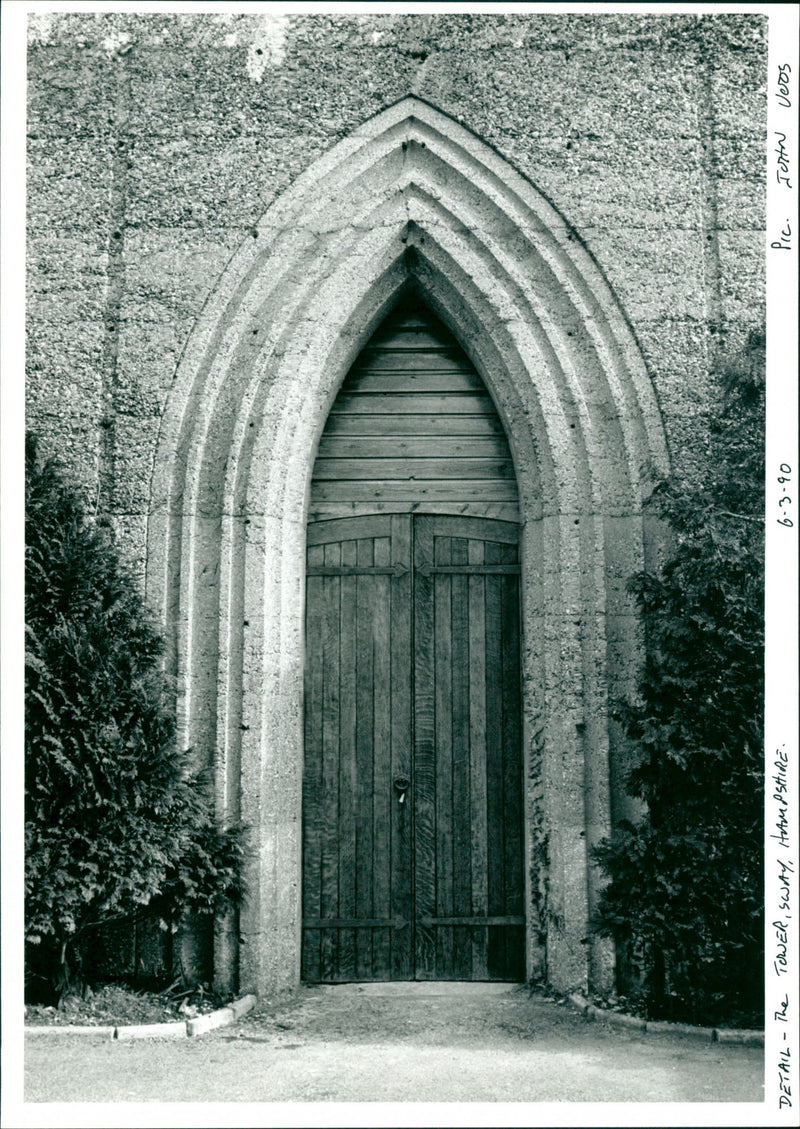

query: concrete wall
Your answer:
[26,11,766,996]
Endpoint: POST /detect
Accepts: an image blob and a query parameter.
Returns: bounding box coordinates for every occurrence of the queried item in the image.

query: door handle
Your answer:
[393,776,410,804]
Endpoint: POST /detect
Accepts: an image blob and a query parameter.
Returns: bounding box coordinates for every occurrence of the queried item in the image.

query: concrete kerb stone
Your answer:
[229,992,258,1019]
[603,1010,647,1032]
[715,1027,766,1047]
[115,1020,189,1041]
[645,1018,715,1040]
[25,1024,116,1039]
[185,1006,234,1037]
[25,993,257,1041]
[568,993,764,1046]
[568,992,589,1016]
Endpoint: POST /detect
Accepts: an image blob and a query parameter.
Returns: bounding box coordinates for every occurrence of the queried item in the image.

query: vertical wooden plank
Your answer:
[434,535,454,978]
[372,535,392,979]
[413,516,437,978]
[468,538,489,979]
[390,514,413,979]
[484,539,505,978]
[450,536,472,978]
[486,536,525,979]
[500,551,524,979]
[506,925,525,981]
[374,535,391,565]
[302,544,325,982]
[337,538,358,981]
[320,541,341,981]
[355,536,375,978]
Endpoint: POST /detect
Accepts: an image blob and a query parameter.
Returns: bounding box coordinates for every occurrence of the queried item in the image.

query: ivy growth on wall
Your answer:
[24,436,244,1003]
[593,330,765,1027]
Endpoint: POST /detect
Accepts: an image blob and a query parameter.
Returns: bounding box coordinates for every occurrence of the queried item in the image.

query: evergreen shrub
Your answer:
[25,435,244,1001]
[593,331,765,1026]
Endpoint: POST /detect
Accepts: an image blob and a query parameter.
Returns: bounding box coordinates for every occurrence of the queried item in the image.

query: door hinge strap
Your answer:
[417,915,525,927]
[416,564,520,576]
[306,564,409,577]
[302,918,409,929]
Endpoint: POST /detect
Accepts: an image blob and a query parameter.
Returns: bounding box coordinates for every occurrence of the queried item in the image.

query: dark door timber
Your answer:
[302,514,524,982]
[308,300,519,523]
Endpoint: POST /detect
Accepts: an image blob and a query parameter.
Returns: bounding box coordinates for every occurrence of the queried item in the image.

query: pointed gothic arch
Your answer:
[147,96,669,997]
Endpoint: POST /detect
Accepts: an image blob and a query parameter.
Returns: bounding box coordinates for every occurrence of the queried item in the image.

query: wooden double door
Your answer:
[302,514,524,982]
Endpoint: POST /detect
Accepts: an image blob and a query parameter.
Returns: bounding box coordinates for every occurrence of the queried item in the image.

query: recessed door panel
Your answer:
[302,514,523,982]
[302,515,413,982]
[412,516,524,981]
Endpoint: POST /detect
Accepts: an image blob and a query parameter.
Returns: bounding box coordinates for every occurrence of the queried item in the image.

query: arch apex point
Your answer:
[352,92,462,135]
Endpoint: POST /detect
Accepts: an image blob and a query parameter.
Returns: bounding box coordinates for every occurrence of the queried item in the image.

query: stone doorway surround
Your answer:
[146,96,669,999]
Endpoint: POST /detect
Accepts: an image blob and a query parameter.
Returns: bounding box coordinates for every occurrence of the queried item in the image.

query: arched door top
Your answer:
[310,298,519,523]
[149,95,668,609]
[146,95,669,999]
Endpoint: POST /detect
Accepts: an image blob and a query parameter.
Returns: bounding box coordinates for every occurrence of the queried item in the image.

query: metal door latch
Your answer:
[393,776,410,804]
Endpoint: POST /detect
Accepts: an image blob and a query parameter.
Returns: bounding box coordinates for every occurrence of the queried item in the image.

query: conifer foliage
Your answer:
[594,331,765,1025]
[25,436,243,1001]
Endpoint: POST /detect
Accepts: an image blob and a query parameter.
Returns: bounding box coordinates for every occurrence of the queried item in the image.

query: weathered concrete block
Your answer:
[646,1020,715,1040]
[115,1021,187,1040]
[27,41,118,138]
[603,1011,647,1032]
[106,415,160,513]
[27,137,115,235]
[186,1007,234,1037]
[229,993,258,1020]
[26,1025,116,1039]
[714,1028,765,1046]
[568,993,589,1015]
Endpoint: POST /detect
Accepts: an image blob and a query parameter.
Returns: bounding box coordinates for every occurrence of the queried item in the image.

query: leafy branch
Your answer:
[592,330,765,1026]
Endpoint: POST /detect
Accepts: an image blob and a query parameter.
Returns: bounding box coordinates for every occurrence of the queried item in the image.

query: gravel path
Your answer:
[24,983,763,1104]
